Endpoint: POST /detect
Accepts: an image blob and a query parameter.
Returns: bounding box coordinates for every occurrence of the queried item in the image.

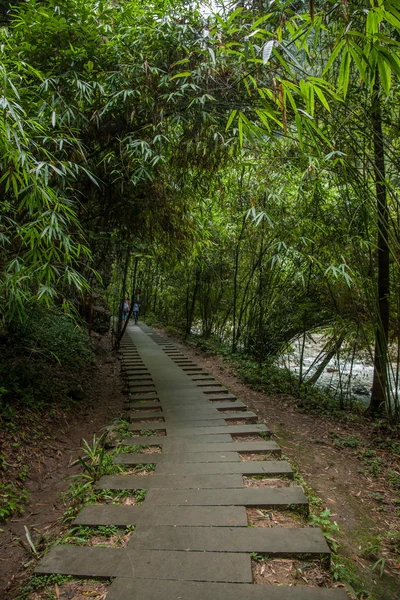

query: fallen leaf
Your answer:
[55,583,60,599]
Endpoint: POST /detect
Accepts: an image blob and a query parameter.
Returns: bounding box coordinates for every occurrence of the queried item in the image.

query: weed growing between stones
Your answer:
[61,525,135,547]
[138,429,165,436]
[19,576,111,600]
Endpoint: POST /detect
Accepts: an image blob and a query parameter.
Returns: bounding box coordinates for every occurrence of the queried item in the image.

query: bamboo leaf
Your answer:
[262,40,274,65]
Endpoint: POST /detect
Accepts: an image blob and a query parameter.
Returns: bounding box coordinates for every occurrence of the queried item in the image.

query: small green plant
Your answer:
[250,552,264,561]
[387,470,400,489]
[0,482,28,521]
[17,574,73,598]
[134,489,147,504]
[333,434,361,449]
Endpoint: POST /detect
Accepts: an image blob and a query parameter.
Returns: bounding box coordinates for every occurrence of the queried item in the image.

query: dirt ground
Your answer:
[0,334,125,599]
[154,327,400,600]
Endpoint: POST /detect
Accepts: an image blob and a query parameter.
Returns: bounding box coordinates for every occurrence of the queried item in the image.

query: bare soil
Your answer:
[240,452,280,461]
[243,476,291,488]
[154,327,400,600]
[252,558,332,586]
[29,580,110,600]
[0,334,126,599]
[247,507,306,528]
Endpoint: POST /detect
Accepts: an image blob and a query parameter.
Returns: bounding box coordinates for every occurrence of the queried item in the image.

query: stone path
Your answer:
[36,324,348,599]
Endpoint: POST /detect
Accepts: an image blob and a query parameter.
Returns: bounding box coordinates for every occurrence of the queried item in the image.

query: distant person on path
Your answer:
[122,297,130,322]
[133,300,140,324]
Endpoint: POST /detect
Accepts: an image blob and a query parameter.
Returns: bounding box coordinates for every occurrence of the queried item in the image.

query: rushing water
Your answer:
[277,334,374,403]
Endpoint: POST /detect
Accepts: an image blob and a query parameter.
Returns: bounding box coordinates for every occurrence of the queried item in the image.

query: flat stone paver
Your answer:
[145,487,308,508]
[74,505,248,526]
[158,424,270,436]
[129,525,330,556]
[124,434,233,445]
[106,579,348,600]
[154,460,293,476]
[116,451,241,463]
[36,548,252,582]
[158,441,280,453]
[96,473,244,490]
[163,411,257,422]
[35,547,131,578]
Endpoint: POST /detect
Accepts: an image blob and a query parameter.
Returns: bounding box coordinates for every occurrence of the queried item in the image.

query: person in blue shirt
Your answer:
[133,300,140,324]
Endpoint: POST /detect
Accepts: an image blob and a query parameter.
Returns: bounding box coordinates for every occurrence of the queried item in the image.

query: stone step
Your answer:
[164,411,257,422]
[107,579,348,600]
[205,395,238,401]
[36,547,252,583]
[157,441,280,454]
[122,440,279,453]
[145,487,308,509]
[96,473,244,490]
[74,504,248,527]
[154,460,293,476]
[128,423,269,435]
[162,424,270,436]
[129,413,165,422]
[116,451,241,463]
[129,525,330,557]
[125,434,233,445]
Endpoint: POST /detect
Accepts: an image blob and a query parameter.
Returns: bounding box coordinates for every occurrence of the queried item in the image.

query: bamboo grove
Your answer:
[1,0,400,419]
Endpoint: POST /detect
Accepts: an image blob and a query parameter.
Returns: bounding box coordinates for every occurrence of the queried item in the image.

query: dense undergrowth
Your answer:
[0,309,96,522]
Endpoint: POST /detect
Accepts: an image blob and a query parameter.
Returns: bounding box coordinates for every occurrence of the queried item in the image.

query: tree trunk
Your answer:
[115,256,139,348]
[185,268,200,339]
[368,73,390,416]
[305,336,344,387]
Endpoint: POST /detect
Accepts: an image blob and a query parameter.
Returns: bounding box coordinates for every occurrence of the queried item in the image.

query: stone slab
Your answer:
[125,434,233,445]
[36,548,251,583]
[155,460,293,476]
[35,546,131,578]
[164,411,257,422]
[160,401,246,411]
[145,487,308,508]
[129,412,164,421]
[158,424,270,436]
[166,420,228,428]
[206,394,237,401]
[131,550,252,582]
[106,579,349,600]
[74,504,248,527]
[116,451,241,463]
[129,526,330,555]
[159,441,280,454]
[96,473,244,490]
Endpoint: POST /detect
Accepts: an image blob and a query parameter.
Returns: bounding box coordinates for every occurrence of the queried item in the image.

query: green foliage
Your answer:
[332,435,362,449]
[0,482,28,521]
[18,574,73,597]
[0,309,93,418]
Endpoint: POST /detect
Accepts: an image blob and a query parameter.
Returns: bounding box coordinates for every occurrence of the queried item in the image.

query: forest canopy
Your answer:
[1,0,400,419]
